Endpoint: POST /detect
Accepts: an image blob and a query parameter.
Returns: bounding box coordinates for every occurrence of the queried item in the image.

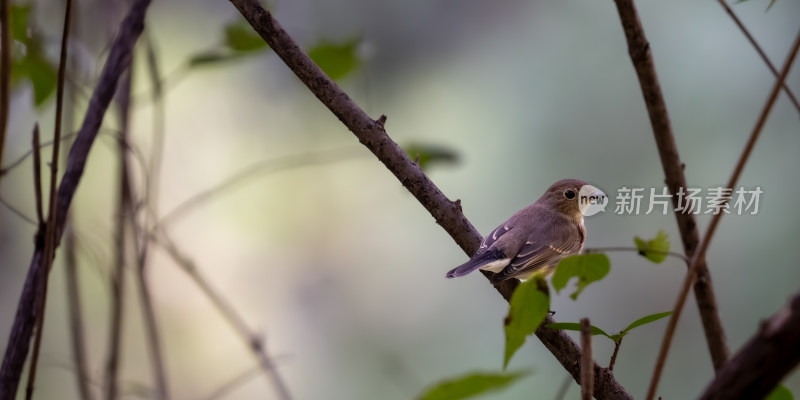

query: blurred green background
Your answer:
[1,0,799,398]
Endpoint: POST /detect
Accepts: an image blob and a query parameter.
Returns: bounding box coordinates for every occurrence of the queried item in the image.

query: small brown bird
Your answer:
[446,179,604,283]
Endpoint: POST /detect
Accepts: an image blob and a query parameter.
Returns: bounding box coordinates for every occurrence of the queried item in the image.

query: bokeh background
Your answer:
[1,0,799,398]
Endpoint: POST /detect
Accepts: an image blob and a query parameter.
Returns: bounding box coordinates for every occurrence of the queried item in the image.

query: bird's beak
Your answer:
[578,185,607,216]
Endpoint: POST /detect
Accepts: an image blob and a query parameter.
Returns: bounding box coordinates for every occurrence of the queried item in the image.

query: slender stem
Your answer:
[584,247,689,264]
[25,0,74,397]
[0,0,152,396]
[32,125,44,226]
[0,0,10,186]
[612,0,730,372]
[646,29,800,400]
[715,0,800,115]
[608,339,622,372]
[580,319,594,400]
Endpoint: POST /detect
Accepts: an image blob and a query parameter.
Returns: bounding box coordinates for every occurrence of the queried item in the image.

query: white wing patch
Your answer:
[479,258,511,273]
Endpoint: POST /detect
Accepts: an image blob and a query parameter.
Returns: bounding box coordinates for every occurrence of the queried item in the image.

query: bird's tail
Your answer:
[446,249,508,278]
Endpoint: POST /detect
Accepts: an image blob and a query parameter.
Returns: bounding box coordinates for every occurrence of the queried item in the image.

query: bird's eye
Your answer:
[564,189,576,199]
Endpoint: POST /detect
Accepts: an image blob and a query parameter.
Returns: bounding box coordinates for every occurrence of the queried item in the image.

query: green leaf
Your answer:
[224,21,268,52]
[10,4,31,43]
[403,142,459,170]
[551,254,610,300]
[16,54,57,106]
[417,370,530,400]
[767,385,794,400]
[634,230,670,263]
[545,322,611,338]
[308,39,360,80]
[503,278,549,369]
[620,311,672,335]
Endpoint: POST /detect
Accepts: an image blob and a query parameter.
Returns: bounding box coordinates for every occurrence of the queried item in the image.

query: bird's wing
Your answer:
[445,221,516,278]
[491,217,584,283]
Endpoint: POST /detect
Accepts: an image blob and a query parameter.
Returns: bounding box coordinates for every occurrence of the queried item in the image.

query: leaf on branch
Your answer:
[417,370,530,400]
[545,322,611,338]
[766,385,793,400]
[308,38,361,80]
[10,4,31,43]
[503,277,549,369]
[633,230,670,264]
[547,311,672,344]
[224,20,269,52]
[551,254,610,300]
[402,142,459,170]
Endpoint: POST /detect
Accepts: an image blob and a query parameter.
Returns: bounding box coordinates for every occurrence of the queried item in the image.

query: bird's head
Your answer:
[536,179,606,221]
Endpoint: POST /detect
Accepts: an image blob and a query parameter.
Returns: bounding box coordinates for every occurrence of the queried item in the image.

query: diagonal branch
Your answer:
[715,0,800,116]
[612,0,730,371]
[0,0,152,397]
[699,291,800,400]
[228,1,632,398]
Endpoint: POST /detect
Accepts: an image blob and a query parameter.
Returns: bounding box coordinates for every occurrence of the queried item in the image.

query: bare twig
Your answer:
[156,147,363,228]
[64,222,94,400]
[32,125,44,226]
[26,0,74,396]
[584,246,689,264]
[608,339,622,372]
[612,0,729,371]
[716,0,800,115]
[580,319,594,400]
[646,29,800,400]
[151,230,292,400]
[0,0,152,397]
[0,132,78,177]
[229,2,633,398]
[699,291,800,400]
[0,0,10,186]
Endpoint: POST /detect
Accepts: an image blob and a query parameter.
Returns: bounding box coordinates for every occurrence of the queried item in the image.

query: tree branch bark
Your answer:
[699,291,800,400]
[228,1,633,398]
[0,0,151,397]
[612,0,729,370]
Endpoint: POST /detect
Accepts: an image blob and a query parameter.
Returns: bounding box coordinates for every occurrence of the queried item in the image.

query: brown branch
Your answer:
[229,1,632,398]
[31,125,44,226]
[0,0,10,186]
[580,319,594,400]
[612,0,729,372]
[608,338,622,372]
[699,291,800,400]
[151,231,292,400]
[26,0,74,396]
[0,0,151,397]
[716,0,800,115]
[647,29,800,400]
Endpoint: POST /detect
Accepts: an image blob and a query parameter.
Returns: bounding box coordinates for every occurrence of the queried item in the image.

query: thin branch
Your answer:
[0,0,152,397]
[608,339,622,372]
[155,147,363,228]
[0,196,36,225]
[0,132,78,177]
[612,0,730,372]
[228,2,633,398]
[26,0,74,396]
[0,0,10,188]
[716,0,800,115]
[699,291,800,399]
[150,230,291,400]
[32,125,44,226]
[647,29,800,400]
[64,222,94,400]
[580,319,594,400]
[584,246,689,264]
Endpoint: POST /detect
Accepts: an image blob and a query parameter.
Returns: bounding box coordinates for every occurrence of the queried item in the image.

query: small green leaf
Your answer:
[417,370,530,400]
[17,54,57,106]
[403,142,459,170]
[634,230,670,263]
[10,4,31,43]
[620,311,672,335]
[308,39,360,80]
[224,21,268,52]
[503,278,549,369]
[551,254,610,300]
[545,322,611,338]
[767,385,793,400]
